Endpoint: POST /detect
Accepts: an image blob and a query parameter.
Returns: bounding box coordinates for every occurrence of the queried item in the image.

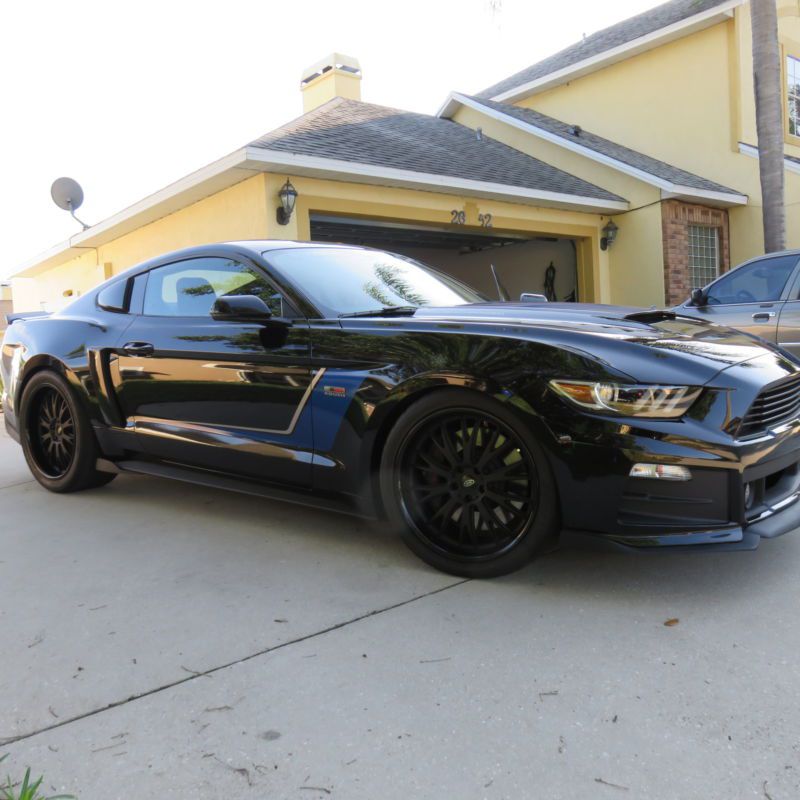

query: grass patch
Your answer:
[0,756,74,800]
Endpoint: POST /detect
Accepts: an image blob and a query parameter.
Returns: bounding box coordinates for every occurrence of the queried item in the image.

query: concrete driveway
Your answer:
[1,423,800,799]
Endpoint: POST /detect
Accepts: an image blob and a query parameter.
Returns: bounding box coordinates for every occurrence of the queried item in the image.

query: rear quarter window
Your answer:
[97,279,130,313]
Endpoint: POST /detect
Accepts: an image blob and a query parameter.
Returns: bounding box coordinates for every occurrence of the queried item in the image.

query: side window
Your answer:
[97,279,130,313]
[142,257,288,317]
[705,256,799,305]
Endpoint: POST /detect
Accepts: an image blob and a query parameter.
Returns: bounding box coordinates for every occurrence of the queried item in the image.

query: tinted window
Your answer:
[97,279,129,312]
[705,256,798,305]
[265,247,484,317]
[143,257,287,317]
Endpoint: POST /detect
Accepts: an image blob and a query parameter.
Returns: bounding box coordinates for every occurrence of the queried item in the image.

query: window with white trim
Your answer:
[688,225,720,289]
[788,55,800,136]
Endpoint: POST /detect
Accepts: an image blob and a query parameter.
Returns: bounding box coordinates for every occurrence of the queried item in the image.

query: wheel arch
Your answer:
[15,355,90,423]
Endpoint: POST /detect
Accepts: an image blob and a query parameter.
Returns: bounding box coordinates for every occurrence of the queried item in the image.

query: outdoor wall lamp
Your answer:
[600,219,619,251]
[277,179,298,225]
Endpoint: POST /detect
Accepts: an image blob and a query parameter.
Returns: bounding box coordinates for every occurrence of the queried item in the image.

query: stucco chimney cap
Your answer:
[301,53,361,85]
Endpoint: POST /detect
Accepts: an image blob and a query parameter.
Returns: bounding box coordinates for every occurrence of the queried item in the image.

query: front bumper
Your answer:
[545,405,800,552]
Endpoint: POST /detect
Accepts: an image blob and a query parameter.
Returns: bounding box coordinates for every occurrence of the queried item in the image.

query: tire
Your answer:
[20,370,117,493]
[380,389,559,578]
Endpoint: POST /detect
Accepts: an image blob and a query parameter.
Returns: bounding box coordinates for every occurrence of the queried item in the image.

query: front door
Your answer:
[111,255,316,487]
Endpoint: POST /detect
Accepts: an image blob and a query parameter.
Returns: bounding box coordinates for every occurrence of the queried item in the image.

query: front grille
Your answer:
[739,373,800,437]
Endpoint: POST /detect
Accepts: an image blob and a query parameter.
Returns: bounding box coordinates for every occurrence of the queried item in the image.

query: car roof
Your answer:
[735,249,800,269]
[107,240,368,283]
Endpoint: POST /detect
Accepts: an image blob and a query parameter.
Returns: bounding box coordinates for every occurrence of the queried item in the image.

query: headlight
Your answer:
[549,380,701,418]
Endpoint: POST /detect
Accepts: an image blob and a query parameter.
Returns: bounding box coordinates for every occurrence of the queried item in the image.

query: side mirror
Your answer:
[211,294,272,322]
[690,287,707,307]
[520,293,548,303]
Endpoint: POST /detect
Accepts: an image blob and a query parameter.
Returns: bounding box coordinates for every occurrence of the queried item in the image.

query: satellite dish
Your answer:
[50,177,89,230]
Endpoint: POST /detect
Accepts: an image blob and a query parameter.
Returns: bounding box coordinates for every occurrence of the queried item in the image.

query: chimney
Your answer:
[300,53,362,113]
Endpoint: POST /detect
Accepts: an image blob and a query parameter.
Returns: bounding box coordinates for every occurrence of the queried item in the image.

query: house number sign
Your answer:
[450,210,493,227]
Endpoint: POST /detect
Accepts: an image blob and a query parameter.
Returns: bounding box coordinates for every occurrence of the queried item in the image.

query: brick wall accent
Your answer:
[661,200,730,305]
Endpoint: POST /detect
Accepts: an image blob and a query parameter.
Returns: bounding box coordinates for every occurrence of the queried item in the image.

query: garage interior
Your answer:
[310,214,579,303]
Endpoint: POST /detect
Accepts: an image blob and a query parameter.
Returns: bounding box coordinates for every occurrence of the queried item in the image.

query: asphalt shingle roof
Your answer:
[466,96,743,195]
[477,0,731,99]
[249,97,625,203]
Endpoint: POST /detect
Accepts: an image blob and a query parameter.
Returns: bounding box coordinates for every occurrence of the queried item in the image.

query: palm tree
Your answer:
[751,0,786,252]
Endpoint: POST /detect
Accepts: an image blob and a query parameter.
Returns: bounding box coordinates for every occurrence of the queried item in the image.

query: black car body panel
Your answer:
[4,241,800,552]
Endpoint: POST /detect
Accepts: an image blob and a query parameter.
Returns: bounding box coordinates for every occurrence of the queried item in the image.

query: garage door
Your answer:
[310,215,579,303]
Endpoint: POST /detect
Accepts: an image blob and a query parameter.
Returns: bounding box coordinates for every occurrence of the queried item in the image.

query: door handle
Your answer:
[122,341,155,356]
[752,312,776,321]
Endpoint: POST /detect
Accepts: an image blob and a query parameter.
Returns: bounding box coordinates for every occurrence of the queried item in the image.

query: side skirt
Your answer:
[114,458,373,519]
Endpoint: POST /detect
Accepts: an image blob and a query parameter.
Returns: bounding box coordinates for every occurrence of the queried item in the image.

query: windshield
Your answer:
[265,247,485,317]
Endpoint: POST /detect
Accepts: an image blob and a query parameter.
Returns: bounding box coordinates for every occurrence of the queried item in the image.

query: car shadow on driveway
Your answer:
[498,527,799,611]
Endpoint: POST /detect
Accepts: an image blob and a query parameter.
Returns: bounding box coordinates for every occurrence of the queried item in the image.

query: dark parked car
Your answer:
[677,249,800,358]
[3,241,800,577]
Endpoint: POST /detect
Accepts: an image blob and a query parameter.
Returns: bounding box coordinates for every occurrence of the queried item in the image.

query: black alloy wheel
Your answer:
[29,386,76,478]
[398,411,539,559]
[381,389,558,578]
[20,370,117,493]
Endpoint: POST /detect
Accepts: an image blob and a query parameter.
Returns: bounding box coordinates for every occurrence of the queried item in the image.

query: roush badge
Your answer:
[323,385,348,398]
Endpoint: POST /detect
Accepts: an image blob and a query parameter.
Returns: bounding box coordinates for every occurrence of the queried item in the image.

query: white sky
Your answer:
[1,0,662,279]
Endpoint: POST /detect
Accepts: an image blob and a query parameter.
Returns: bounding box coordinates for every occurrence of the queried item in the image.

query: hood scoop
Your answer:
[623,309,677,324]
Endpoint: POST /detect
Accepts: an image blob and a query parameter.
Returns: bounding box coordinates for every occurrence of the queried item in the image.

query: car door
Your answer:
[776,264,800,358]
[110,255,316,486]
[680,254,800,341]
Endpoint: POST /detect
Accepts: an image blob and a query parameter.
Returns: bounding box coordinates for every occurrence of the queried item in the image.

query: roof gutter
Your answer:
[242,147,628,213]
[439,92,747,208]
[487,0,745,104]
[739,141,800,176]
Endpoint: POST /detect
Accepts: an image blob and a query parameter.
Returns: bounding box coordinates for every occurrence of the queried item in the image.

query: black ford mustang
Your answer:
[3,241,800,577]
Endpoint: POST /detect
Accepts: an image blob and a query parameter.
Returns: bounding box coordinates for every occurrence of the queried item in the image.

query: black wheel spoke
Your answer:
[431,495,460,522]
[475,427,499,470]
[485,489,525,515]
[413,484,451,504]
[398,410,538,560]
[484,461,527,484]
[475,499,498,532]
[416,451,450,477]
[437,426,460,466]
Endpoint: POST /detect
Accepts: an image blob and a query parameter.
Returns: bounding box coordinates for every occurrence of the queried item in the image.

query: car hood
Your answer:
[405,302,797,386]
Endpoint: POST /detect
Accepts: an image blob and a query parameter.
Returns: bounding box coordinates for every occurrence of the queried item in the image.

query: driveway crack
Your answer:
[1,577,470,748]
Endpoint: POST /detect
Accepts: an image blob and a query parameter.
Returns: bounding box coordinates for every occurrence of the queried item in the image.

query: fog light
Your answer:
[744,482,754,510]
[630,463,692,481]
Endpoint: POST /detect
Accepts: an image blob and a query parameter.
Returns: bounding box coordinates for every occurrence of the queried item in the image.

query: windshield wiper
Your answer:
[339,306,418,319]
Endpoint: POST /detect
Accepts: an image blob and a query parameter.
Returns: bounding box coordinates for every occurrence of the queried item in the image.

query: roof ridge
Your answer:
[249,96,442,148]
